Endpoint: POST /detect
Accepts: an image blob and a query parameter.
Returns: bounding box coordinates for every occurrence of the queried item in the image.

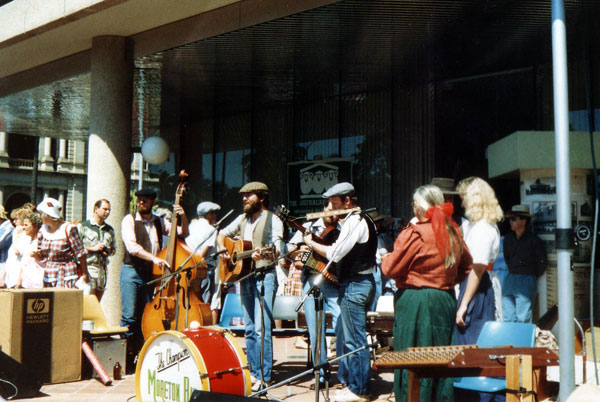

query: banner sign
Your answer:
[287,158,353,216]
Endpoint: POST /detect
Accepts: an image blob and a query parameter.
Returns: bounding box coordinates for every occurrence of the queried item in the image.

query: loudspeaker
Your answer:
[189,390,265,401]
[0,349,43,399]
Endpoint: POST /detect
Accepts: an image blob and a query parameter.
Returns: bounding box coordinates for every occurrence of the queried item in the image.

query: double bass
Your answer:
[141,171,211,340]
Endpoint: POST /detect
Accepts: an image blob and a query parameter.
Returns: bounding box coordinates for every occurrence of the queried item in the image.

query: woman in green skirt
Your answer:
[382,184,474,402]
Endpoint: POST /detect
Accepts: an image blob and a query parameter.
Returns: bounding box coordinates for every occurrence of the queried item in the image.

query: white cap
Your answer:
[37,197,63,219]
[196,201,221,216]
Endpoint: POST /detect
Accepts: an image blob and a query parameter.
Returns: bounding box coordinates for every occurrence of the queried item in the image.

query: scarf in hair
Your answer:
[424,202,460,262]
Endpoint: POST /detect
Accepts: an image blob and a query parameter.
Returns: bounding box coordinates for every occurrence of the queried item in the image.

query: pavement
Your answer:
[16,335,396,402]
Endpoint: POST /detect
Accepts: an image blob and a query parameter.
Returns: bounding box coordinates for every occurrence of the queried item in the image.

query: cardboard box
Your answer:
[0,288,83,384]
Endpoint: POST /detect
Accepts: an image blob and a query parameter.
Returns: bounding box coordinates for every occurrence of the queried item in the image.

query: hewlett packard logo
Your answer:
[27,298,50,314]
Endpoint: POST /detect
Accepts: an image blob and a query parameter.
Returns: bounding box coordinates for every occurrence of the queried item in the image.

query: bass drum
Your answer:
[135,327,251,402]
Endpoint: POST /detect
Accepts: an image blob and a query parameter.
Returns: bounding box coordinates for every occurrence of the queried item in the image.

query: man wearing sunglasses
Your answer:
[502,204,546,323]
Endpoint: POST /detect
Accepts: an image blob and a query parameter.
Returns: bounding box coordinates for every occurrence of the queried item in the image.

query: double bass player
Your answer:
[120,188,188,371]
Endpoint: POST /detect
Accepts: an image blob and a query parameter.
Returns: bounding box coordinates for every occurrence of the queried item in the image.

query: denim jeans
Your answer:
[240,270,276,382]
[302,271,343,383]
[502,273,537,323]
[338,273,375,396]
[120,263,153,349]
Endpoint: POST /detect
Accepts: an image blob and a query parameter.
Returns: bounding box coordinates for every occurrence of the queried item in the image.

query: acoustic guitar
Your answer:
[219,237,276,283]
[275,205,340,285]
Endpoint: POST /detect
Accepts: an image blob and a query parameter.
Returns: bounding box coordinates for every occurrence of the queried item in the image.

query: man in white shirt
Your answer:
[120,188,188,369]
[217,182,283,391]
[186,201,221,324]
[305,182,377,402]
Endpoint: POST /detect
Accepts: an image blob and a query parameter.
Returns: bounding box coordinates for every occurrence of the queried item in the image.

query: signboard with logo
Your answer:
[287,158,353,216]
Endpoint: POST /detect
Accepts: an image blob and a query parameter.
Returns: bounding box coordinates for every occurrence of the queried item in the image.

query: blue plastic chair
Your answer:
[453,321,537,393]
[216,293,244,332]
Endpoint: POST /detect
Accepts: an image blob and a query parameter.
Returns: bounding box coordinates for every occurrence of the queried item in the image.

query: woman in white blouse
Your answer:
[454,177,503,346]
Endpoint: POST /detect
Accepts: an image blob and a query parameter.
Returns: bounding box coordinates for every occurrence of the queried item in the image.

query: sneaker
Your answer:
[251,380,273,392]
[250,375,258,384]
[334,387,368,402]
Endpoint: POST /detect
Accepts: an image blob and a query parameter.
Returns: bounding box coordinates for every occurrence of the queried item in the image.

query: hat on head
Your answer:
[239,182,269,193]
[430,177,458,195]
[322,182,355,198]
[0,205,7,220]
[507,204,533,217]
[135,188,157,199]
[37,198,63,219]
[367,210,386,222]
[197,201,221,216]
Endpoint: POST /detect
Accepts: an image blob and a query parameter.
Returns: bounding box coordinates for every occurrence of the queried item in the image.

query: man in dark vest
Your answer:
[120,188,188,369]
[304,182,376,402]
[217,182,284,391]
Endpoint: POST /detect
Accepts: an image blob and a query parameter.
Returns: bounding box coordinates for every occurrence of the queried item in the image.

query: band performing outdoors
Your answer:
[1,175,556,402]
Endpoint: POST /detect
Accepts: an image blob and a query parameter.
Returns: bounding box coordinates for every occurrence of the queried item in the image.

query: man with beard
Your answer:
[287,202,343,390]
[217,182,284,391]
[120,188,188,371]
[78,199,116,300]
[304,182,376,402]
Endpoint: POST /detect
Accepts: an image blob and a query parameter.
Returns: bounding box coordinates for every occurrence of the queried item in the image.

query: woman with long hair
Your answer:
[31,198,89,288]
[454,177,503,346]
[16,211,44,288]
[382,184,473,402]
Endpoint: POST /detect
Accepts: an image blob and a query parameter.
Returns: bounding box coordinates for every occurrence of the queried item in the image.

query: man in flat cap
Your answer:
[120,187,189,371]
[304,182,376,402]
[186,201,222,324]
[503,204,546,323]
[217,181,284,391]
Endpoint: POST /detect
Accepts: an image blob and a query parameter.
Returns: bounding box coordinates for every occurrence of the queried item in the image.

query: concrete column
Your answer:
[57,139,71,172]
[40,137,54,171]
[88,36,133,325]
[0,132,9,168]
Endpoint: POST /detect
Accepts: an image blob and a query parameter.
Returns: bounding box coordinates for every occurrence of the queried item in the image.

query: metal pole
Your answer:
[552,0,575,399]
[31,137,39,204]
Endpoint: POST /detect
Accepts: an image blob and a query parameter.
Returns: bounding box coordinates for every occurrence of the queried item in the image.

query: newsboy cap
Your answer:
[197,201,221,216]
[135,188,157,199]
[239,182,269,193]
[322,182,355,198]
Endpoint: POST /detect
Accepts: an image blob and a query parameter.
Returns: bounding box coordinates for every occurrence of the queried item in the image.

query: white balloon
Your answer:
[141,136,170,164]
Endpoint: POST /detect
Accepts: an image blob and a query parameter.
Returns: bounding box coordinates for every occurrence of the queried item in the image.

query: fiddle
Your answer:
[141,170,211,340]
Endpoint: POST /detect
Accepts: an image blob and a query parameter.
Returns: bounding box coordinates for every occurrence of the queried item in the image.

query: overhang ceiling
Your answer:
[0,0,598,140]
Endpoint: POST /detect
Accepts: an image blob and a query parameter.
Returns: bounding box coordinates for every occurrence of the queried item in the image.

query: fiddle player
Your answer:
[304,182,376,402]
[287,202,343,390]
[217,182,284,392]
[120,188,188,371]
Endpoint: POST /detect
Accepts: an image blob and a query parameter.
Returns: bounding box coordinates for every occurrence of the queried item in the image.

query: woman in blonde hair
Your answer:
[454,177,503,348]
[382,185,472,402]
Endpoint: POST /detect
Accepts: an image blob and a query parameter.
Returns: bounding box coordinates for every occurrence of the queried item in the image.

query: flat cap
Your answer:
[430,177,458,195]
[239,182,269,193]
[135,188,157,199]
[197,201,221,216]
[322,182,355,198]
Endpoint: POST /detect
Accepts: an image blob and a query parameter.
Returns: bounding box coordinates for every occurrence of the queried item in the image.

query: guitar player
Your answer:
[287,202,344,390]
[217,181,284,392]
